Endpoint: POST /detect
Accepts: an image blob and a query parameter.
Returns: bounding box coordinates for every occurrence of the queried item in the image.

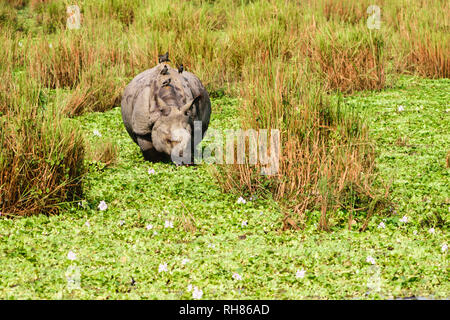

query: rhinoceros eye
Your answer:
[160,106,170,116]
[184,104,194,117]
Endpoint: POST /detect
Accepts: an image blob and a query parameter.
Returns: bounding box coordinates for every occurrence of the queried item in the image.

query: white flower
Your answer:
[18,41,23,47]
[208,243,215,249]
[192,286,203,299]
[98,200,107,211]
[366,256,376,265]
[428,228,435,234]
[148,168,155,175]
[397,105,405,112]
[146,224,153,230]
[441,243,448,253]
[153,231,158,235]
[84,221,90,227]
[49,43,53,48]
[181,258,190,265]
[164,220,173,228]
[413,230,418,235]
[295,269,306,279]
[232,272,242,280]
[377,222,385,229]
[93,129,102,137]
[241,220,248,227]
[119,220,125,226]
[158,263,168,273]
[236,197,246,204]
[67,251,77,261]
[187,284,193,292]
[399,215,408,223]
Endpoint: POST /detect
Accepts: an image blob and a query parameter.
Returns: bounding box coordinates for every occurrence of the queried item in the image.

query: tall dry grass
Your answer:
[4,0,28,9]
[85,139,118,167]
[215,57,387,230]
[62,63,126,116]
[386,0,449,78]
[309,26,385,93]
[0,71,85,217]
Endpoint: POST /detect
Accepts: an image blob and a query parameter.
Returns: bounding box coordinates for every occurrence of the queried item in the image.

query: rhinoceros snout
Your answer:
[173,129,191,152]
[171,142,192,165]
[171,128,190,143]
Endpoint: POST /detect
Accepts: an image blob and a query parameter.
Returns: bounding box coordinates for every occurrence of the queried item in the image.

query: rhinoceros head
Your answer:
[151,93,201,162]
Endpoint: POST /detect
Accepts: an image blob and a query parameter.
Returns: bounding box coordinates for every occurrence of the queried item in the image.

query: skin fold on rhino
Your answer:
[121,62,211,164]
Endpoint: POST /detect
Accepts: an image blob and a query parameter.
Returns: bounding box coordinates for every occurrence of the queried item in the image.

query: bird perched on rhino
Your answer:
[121,52,211,164]
[158,52,170,63]
[160,65,169,75]
[162,78,171,87]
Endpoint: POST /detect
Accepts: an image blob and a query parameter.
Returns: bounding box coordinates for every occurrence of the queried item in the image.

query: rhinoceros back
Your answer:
[121,64,211,145]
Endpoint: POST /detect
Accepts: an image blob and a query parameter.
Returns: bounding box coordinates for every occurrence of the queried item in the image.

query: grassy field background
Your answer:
[0,0,448,299]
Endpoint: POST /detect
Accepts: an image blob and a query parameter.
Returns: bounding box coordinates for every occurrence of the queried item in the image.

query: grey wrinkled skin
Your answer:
[121,63,211,163]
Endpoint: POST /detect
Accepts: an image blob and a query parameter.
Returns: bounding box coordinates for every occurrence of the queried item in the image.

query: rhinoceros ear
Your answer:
[181,94,202,114]
[156,96,171,116]
[132,85,153,136]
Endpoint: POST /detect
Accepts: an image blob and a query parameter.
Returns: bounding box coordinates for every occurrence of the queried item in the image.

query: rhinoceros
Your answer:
[121,57,211,164]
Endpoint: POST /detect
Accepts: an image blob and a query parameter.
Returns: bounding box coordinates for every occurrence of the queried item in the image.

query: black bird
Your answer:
[177,64,184,74]
[162,78,171,87]
[160,65,168,75]
[158,52,170,63]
